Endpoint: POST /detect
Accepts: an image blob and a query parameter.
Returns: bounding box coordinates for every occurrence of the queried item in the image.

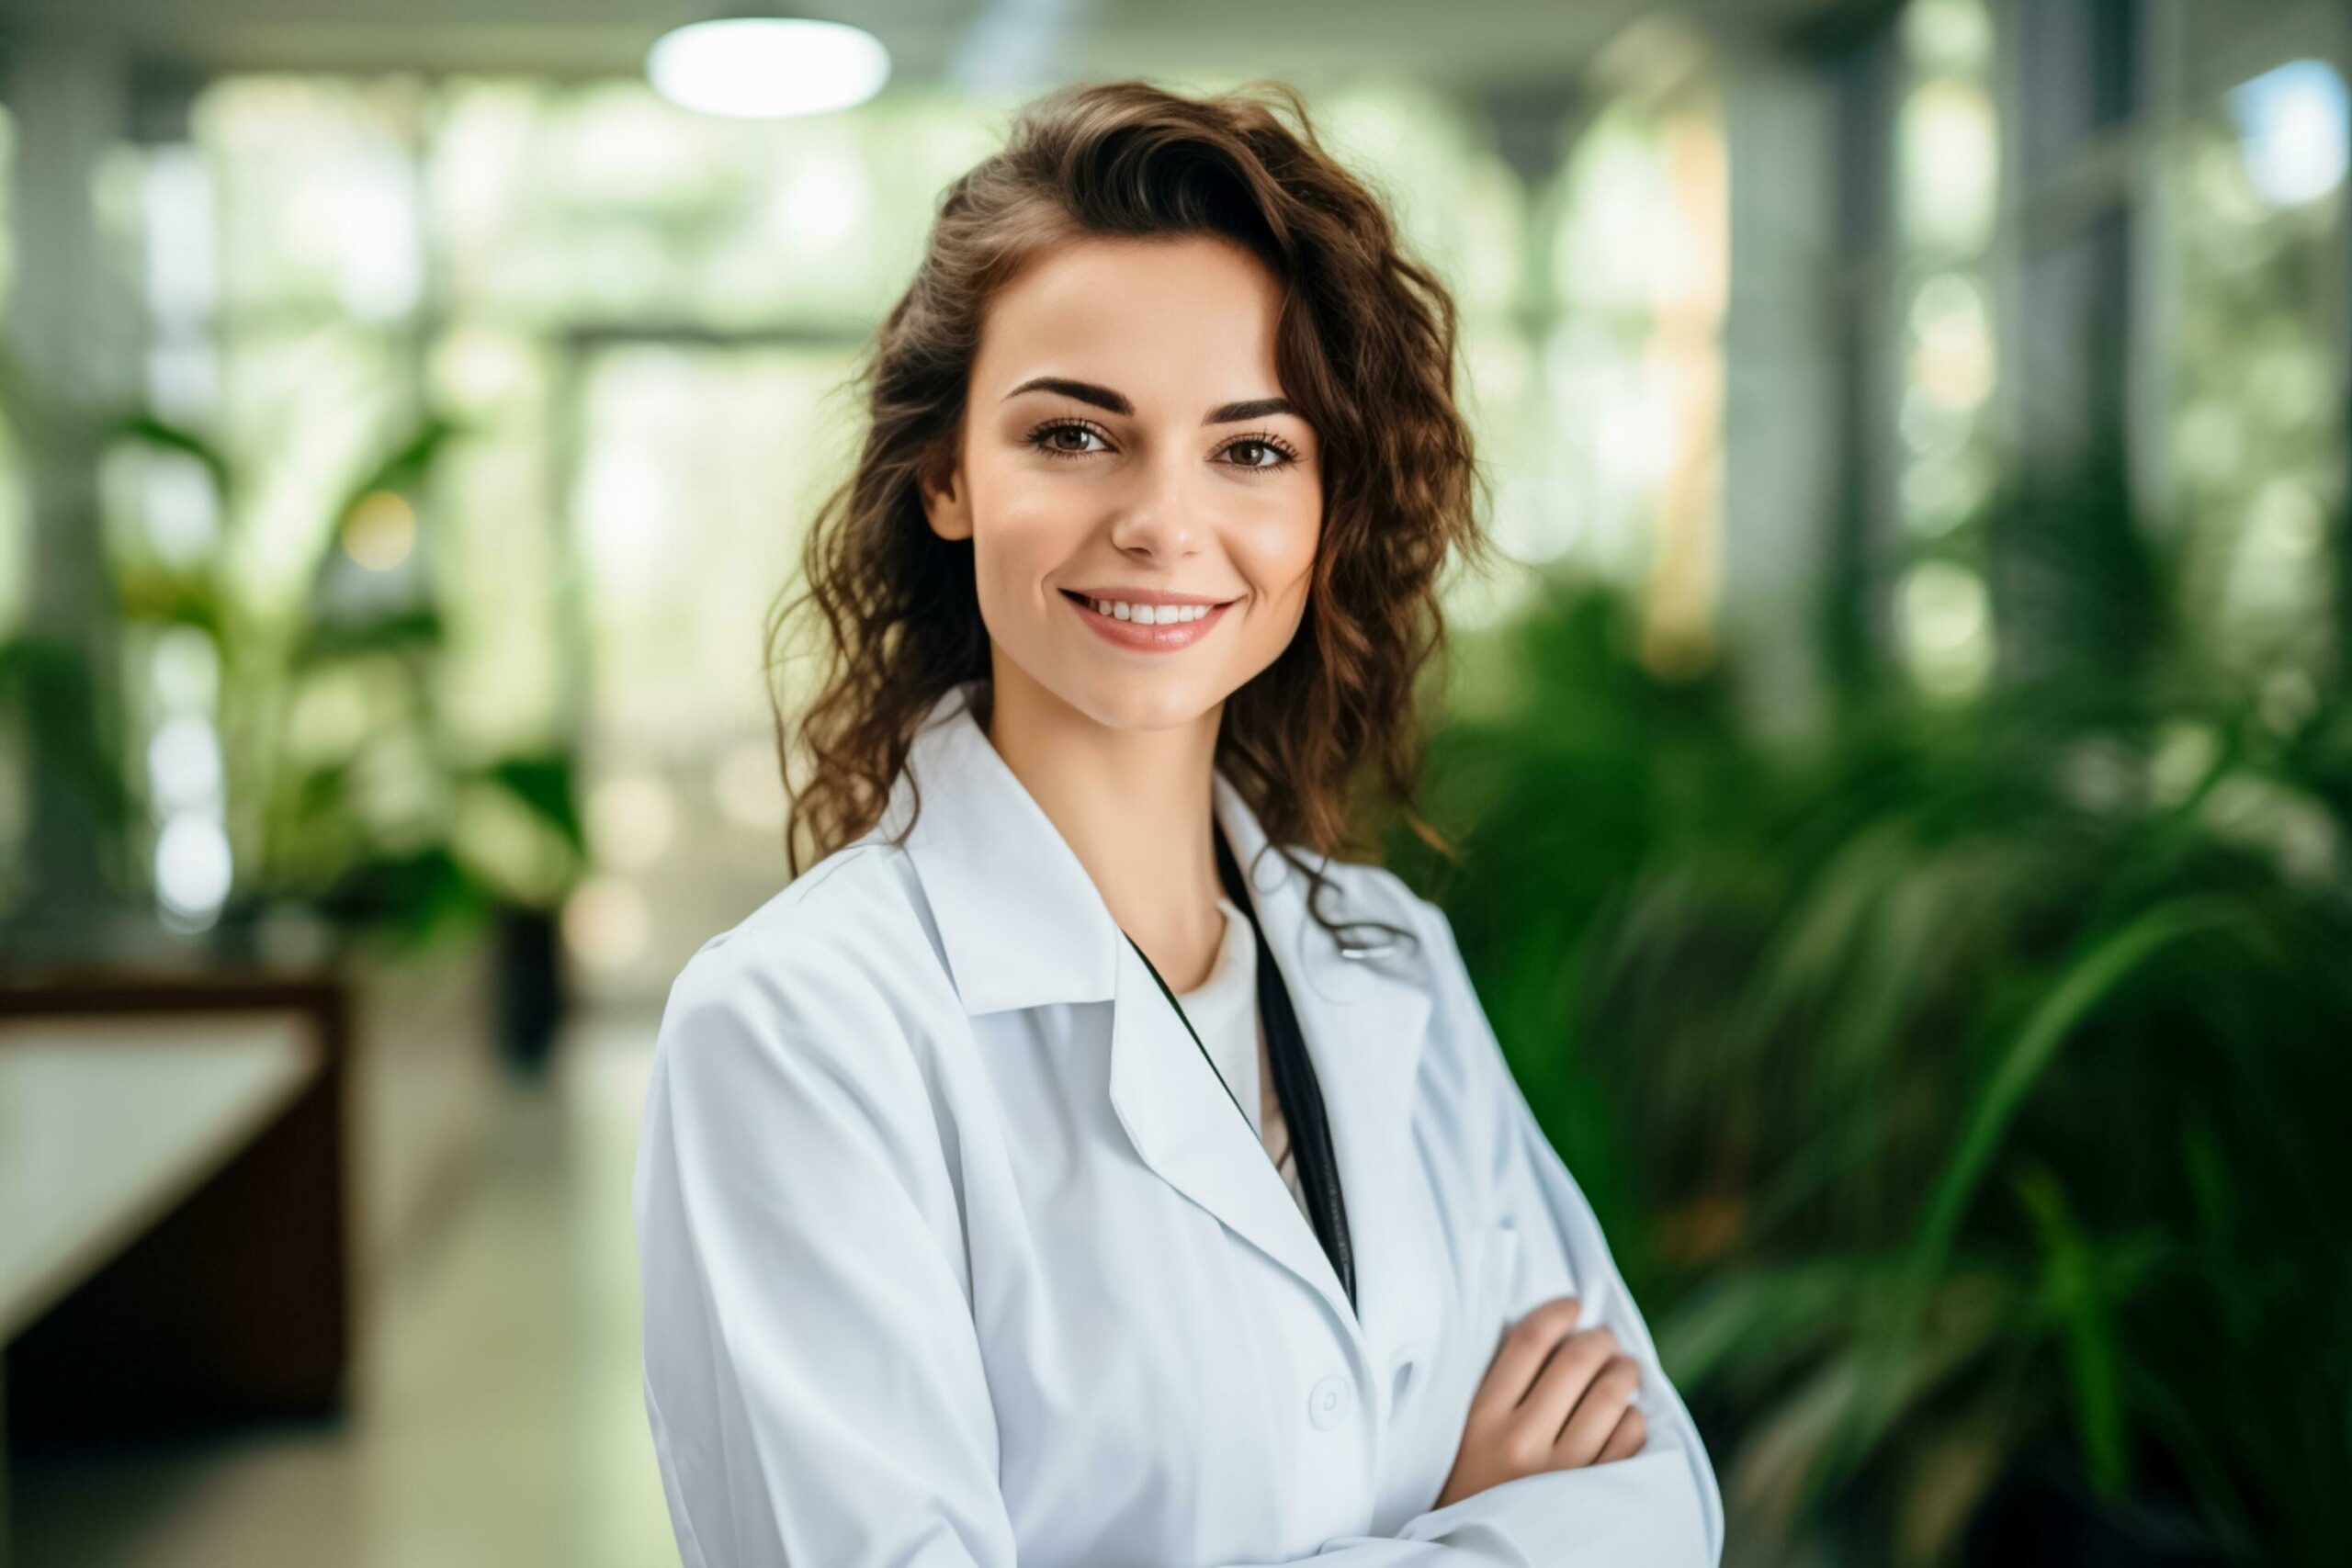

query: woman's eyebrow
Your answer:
[1002,376,1298,425]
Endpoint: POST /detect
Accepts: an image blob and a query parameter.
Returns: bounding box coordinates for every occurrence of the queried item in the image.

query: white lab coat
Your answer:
[633,677,1724,1567]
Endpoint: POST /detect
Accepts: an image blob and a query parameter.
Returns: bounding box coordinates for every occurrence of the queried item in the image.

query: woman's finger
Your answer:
[1551,1354,1640,1467]
[1517,1326,1619,1444]
[1595,1404,1647,1464]
[1471,1296,1580,1419]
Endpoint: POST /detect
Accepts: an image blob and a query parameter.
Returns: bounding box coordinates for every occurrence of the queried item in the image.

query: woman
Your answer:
[633,78,1723,1566]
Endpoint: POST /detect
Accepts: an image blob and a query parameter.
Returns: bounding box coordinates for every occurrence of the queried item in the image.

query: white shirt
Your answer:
[633,676,1723,1567]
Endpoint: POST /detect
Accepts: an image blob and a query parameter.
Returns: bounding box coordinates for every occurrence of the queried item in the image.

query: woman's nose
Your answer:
[1103,447,1210,557]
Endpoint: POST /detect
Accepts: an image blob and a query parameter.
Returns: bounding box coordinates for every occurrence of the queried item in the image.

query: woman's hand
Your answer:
[1432,1295,1648,1509]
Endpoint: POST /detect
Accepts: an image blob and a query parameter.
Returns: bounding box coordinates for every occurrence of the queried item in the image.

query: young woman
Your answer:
[633,78,1723,1567]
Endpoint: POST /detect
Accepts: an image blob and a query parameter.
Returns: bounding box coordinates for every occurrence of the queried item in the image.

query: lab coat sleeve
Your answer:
[632,931,1022,1568]
[1277,894,1723,1568]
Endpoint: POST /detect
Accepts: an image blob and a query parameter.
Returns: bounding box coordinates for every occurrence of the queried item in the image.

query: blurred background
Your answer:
[0,1,2346,1564]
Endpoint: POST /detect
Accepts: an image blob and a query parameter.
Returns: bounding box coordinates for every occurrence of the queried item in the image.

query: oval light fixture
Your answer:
[646,16,891,118]
[2228,59,2349,209]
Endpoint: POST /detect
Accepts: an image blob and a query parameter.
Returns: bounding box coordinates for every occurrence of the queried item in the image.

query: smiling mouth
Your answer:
[1057,589,1237,624]
[1057,588,1238,651]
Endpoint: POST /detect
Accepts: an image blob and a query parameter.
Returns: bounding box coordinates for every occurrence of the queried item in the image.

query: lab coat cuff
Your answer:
[1390,1450,1716,1564]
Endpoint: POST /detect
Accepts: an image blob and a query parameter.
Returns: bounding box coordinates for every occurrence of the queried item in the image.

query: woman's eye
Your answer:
[1031,423,1108,457]
[1224,438,1297,470]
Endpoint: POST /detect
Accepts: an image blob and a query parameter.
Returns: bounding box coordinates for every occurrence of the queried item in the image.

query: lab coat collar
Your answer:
[889,679,1124,1016]
[888,678,1437,1354]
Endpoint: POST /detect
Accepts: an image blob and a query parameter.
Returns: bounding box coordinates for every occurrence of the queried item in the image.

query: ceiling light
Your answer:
[646,17,890,119]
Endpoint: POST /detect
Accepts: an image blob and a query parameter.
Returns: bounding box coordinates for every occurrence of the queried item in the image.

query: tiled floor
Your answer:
[14,1018,680,1568]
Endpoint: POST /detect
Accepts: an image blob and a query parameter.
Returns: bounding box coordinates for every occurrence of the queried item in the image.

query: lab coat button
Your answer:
[1308,1374,1352,1430]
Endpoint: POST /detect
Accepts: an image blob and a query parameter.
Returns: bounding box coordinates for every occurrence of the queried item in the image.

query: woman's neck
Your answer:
[980,662,1228,992]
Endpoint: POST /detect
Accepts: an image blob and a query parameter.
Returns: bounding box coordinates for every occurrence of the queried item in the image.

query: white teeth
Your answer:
[1085,598,1213,625]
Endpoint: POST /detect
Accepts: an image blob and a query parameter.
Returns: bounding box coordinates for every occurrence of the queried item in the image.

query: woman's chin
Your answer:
[1054,671,1224,735]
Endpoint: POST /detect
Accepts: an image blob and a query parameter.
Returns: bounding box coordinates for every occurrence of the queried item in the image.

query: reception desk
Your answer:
[0,983,354,1568]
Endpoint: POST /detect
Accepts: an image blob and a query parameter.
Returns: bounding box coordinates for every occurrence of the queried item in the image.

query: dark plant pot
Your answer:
[1964,1448,2229,1568]
[493,901,565,1074]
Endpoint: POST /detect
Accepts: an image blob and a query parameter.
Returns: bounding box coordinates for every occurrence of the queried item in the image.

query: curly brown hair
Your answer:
[767,76,1493,937]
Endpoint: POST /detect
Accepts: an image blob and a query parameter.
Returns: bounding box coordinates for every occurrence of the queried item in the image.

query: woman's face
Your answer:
[921,232,1323,733]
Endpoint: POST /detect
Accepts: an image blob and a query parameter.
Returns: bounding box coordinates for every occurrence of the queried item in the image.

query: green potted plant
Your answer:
[1392,454,2352,1566]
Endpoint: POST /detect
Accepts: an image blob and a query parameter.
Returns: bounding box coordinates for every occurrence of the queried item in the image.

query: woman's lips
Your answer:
[1060,589,1233,652]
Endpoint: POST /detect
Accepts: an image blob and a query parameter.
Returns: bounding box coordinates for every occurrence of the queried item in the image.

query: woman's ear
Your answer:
[919,447,974,543]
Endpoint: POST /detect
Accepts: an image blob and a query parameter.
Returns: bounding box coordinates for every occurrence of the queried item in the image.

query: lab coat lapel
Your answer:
[894,679,1435,1354]
[1206,771,1435,1359]
[1105,938,1369,1332]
